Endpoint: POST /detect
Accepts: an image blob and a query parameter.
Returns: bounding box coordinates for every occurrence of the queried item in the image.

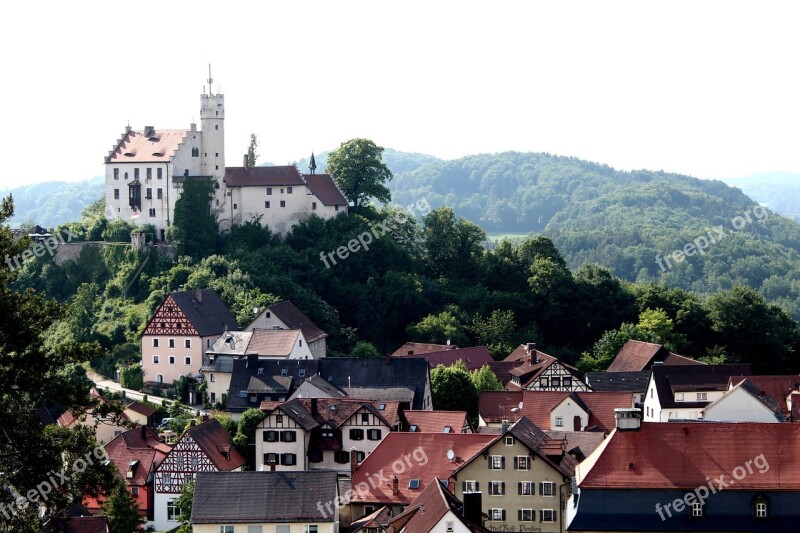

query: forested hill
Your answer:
[1,177,103,228]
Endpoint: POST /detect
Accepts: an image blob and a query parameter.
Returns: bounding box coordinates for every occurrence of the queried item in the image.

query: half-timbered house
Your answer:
[141,289,239,385]
[504,343,588,392]
[152,418,245,531]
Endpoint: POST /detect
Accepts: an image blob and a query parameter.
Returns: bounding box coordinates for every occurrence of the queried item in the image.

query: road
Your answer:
[87,371,207,414]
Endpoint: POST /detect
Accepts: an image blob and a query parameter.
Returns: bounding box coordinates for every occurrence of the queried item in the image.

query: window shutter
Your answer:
[553,510,558,522]
[518,509,522,521]
[518,482,522,495]
[501,456,505,469]
[502,510,506,521]
[501,482,505,495]
[539,482,544,495]
[539,510,543,522]
[462,481,467,492]
[514,457,519,469]
[475,481,479,491]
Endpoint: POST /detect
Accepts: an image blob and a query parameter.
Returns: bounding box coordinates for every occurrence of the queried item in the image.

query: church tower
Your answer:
[200,65,225,177]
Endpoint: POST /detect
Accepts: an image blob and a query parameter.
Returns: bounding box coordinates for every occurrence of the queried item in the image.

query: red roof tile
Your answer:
[105,426,168,487]
[350,433,495,504]
[577,392,635,431]
[224,165,305,187]
[478,391,524,424]
[124,401,156,417]
[388,479,467,533]
[394,346,494,371]
[404,411,471,433]
[391,342,452,356]
[502,344,582,389]
[63,516,109,533]
[247,328,301,357]
[303,173,348,206]
[580,422,800,489]
[607,340,704,372]
[106,129,187,163]
[184,419,246,471]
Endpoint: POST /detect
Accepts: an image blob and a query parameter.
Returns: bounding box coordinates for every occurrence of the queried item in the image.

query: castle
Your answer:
[104,74,347,240]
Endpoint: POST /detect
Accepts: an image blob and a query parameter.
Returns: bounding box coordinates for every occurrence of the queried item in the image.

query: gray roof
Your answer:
[200,353,236,373]
[191,471,338,523]
[170,289,240,337]
[319,358,430,410]
[227,358,320,412]
[586,371,650,392]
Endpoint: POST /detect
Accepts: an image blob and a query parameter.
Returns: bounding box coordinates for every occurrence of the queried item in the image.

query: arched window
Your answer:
[156,374,164,384]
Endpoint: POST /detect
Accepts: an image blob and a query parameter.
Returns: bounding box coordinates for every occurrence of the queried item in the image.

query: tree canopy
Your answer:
[326,138,393,208]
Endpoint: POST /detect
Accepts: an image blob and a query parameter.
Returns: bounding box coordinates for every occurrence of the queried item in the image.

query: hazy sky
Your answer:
[1,1,797,190]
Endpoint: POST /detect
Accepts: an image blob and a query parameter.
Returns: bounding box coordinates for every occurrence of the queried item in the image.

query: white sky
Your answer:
[0,0,798,189]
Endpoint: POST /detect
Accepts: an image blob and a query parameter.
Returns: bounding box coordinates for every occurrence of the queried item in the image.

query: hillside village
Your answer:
[4,79,800,533]
[42,286,800,532]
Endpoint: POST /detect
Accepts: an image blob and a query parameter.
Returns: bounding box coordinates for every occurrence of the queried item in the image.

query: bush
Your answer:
[119,364,143,390]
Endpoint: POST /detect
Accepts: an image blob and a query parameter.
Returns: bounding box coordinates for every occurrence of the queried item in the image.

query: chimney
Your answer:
[350,449,359,477]
[195,289,202,302]
[526,343,538,364]
[311,398,318,416]
[202,414,209,423]
[189,419,196,427]
[391,475,399,496]
[144,126,154,137]
[125,125,132,133]
[501,419,509,434]
[243,153,249,170]
[247,354,259,369]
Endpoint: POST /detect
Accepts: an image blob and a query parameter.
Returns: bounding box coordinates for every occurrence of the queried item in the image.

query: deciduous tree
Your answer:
[326,138,393,208]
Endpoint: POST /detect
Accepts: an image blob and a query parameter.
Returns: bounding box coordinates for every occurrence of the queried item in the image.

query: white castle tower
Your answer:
[200,65,225,177]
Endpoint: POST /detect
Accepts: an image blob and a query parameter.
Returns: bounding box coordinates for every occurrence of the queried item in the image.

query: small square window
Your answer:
[518,509,534,522]
[265,201,270,208]
[185,357,191,365]
[185,339,191,349]
[169,356,175,365]
[312,202,317,210]
[169,339,175,348]
[489,455,504,469]
[505,437,514,446]
[287,186,293,194]
[153,339,159,348]
[267,187,272,195]
[698,392,708,401]
[675,392,685,401]
[555,416,563,427]
[280,200,286,207]
[153,355,159,364]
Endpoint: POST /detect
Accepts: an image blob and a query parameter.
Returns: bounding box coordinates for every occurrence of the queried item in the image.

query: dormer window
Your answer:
[443,426,452,433]
[281,368,288,376]
[755,495,769,517]
[126,460,138,479]
[691,501,704,517]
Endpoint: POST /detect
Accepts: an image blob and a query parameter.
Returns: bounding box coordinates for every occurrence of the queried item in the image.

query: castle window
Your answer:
[146,168,152,179]
[215,153,219,157]
[267,187,272,195]
[124,172,129,180]
[312,202,317,210]
[215,125,218,130]
[114,189,120,200]
[265,201,270,209]
[191,148,199,157]
[149,208,156,217]
[157,168,163,179]
[114,168,119,180]
[134,168,140,179]
[216,165,219,170]
[146,188,152,199]
[157,188,163,199]
[280,201,286,208]
[233,203,238,209]
[287,187,293,194]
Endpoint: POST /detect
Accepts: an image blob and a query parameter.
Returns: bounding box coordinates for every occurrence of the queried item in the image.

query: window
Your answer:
[169,339,175,348]
[167,500,179,520]
[409,479,420,489]
[146,168,152,180]
[162,473,171,485]
[210,392,216,403]
[131,486,139,497]
[304,526,318,533]
[299,369,306,377]
[540,509,557,522]
[280,200,286,207]
[552,377,561,388]
[540,377,549,388]
[263,430,278,442]
[489,455,505,469]
[114,168,119,179]
[158,168,163,179]
[176,455,184,468]
[488,481,505,495]
[215,125,218,130]
[518,509,534,522]
[489,509,505,521]
[335,205,339,211]
[280,368,288,376]
[299,339,302,347]
[265,201,270,208]
[264,453,278,464]
[446,521,454,532]
[185,339,191,348]
[651,388,654,398]
[266,187,273,195]
[555,416,564,427]
[248,527,263,533]
[367,429,382,440]
[519,481,534,496]
[312,202,317,210]
[563,376,572,388]
[443,425,452,433]
[697,392,708,401]
[219,527,234,533]
[280,188,284,194]
[276,414,284,423]
[540,482,556,496]
[191,455,198,469]
[361,413,370,424]
[149,208,156,217]
[321,429,334,438]
[184,357,191,365]
[134,168,140,179]
[169,356,175,365]
[280,453,297,466]
[153,355,160,364]
[309,449,323,463]
[675,392,685,401]
[334,451,349,464]
[756,501,768,518]
[114,189,120,199]
[462,480,479,492]
[210,374,215,382]
[281,430,296,442]
[514,456,530,470]
[350,428,364,440]
[157,188,163,199]
[233,203,237,209]
[287,186,293,194]
[692,501,703,517]
[505,437,514,446]
[276,527,290,533]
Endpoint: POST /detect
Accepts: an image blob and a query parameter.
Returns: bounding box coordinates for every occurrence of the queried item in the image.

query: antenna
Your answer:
[446,450,455,461]
[207,63,213,95]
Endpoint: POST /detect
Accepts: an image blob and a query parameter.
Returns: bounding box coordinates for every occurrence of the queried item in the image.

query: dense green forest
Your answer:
[722,172,800,222]
[1,176,104,228]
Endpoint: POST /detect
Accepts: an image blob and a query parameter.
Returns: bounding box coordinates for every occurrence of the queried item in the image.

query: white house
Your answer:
[247,300,329,359]
[702,378,787,422]
[642,364,750,422]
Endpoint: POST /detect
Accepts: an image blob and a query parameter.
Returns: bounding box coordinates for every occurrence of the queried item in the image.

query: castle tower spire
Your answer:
[309,153,317,175]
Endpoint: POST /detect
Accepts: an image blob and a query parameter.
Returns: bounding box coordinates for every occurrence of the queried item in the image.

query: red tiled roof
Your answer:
[502,344,581,389]
[394,346,493,371]
[388,479,465,533]
[404,411,471,433]
[485,361,520,386]
[184,419,246,471]
[350,433,495,504]
[728,375,800,416]
[478,390,634,432]
[349,505,392,532]
[106,129,187,163]
[391,342,452,356]
[580,422,800,489]
[63,516,109,533]
[247,329,301,357]
[662,352,705,366]
[125,401,156,417]
[105,426,168,487]
[225,165,305,187]
[303,173,348,206]
[265,300,327,343]
[607,340,664,372]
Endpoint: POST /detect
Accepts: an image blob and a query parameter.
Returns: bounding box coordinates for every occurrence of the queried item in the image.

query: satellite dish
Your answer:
[253,307,259,315]
[446,449,455,461]
[511,407,520,413]
[519,402,524,409]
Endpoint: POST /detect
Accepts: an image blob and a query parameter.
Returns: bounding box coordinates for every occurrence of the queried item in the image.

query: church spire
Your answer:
[309,152,317,175]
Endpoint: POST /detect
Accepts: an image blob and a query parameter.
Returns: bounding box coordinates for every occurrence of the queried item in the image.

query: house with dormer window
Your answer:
[152,419,245,531]
[504,343,587,392]
[141,289,239,386]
